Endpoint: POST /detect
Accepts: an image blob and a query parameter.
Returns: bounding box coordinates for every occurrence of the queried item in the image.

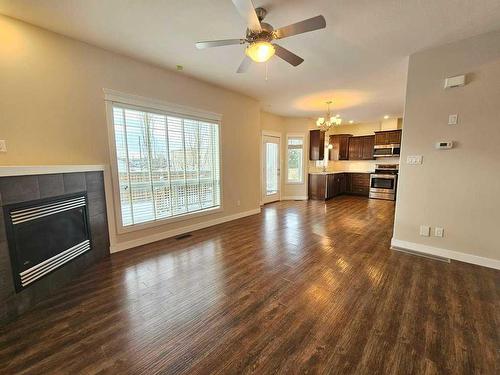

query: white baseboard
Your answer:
[281,196,308,201]
[110,208,261,253]
[391,238,500,270]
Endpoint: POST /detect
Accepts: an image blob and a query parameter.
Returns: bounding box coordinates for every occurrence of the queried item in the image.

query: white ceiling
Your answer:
[2,0,500,122]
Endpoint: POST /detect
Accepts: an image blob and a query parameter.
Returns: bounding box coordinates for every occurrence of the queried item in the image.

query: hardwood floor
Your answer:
[0,196,498,374]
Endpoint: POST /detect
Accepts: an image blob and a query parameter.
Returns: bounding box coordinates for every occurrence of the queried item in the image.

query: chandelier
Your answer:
[316,101,342,131]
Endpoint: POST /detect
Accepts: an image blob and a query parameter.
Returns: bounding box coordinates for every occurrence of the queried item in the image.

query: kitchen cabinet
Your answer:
[348,137,362,160]
[362,135,375,160]
[328,134,351,161]
[309,172,371,200]
[348,135,374,160]
[374,129,401,145]
[309,173,347,200]
[346,173,370,196]
[328,173,346,198]
[308,173,326,200]
[309,130,325,160]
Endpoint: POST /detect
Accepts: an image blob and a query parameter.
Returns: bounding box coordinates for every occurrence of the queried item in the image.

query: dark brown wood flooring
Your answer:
[0,196,498,374]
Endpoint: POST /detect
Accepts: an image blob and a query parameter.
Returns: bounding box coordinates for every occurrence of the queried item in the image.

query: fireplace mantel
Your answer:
[0,165,106,177]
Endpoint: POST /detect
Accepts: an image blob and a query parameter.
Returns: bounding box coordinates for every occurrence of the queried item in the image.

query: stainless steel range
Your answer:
[369,164,399,201]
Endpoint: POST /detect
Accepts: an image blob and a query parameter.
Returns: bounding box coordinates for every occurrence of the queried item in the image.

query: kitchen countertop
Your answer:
[309,170,374,175]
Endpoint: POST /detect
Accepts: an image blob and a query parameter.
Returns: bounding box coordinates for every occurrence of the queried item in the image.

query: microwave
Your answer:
[373,144,400,158]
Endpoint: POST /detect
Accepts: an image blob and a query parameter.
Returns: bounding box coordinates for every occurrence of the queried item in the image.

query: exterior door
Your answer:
[262,135,280,203]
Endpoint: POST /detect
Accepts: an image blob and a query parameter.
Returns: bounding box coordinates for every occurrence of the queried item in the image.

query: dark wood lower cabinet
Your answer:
[309,172,370,200]
[346,173,371,196]
[308,174,327,200]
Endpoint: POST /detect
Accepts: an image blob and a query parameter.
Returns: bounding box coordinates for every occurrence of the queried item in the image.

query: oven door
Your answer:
[370,174,396,193]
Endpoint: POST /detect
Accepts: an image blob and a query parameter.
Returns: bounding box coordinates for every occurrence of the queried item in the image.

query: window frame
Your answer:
[286,133,305,185]
[104,89,223,234]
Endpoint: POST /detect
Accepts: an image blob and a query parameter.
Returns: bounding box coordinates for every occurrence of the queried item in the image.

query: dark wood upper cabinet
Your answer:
[329,134,351,161]
[374,129,402,145]
[362,135,375,160]
[348,135,375,160]
[309,130,325,160]
[348,137,363,160]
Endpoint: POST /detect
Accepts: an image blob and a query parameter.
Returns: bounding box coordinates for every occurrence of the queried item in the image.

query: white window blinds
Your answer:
[112,105,221,226]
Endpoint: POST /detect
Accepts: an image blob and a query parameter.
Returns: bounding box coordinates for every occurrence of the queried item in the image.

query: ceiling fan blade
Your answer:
[237,55,252,73]
[196,39,245,49]
[273,15,326,40]
[231,0,262,32]
[273,44,304,66]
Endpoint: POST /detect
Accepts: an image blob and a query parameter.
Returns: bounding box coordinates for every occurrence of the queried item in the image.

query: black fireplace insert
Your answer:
[3,192,92,292]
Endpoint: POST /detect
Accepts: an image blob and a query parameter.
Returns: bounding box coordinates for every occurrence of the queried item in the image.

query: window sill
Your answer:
[116,206,223,234]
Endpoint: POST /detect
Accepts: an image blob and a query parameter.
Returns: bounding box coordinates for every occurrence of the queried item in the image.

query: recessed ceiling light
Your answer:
[349,120,354,124]
[384,115,389,119]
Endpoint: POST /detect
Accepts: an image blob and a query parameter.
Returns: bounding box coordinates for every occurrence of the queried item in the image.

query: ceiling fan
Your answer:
[195,0,326,73]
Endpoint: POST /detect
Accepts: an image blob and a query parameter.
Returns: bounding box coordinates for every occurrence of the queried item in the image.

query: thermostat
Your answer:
[436,141,453,149]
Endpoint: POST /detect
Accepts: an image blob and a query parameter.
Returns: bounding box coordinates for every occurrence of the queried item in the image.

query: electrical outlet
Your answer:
[0,140,6,153]
[435,227,444,237]
[448,114,458,125]
[420,225,430,237]
[236,200,241,207]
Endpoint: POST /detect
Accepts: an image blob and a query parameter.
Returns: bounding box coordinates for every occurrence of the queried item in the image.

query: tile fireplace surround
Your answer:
[0,167,110,325]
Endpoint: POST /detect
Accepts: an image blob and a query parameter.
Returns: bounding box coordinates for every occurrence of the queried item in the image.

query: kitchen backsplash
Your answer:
[308,157,400,173]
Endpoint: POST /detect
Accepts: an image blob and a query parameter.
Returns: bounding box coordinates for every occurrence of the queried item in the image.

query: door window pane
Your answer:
[266,142,278,195]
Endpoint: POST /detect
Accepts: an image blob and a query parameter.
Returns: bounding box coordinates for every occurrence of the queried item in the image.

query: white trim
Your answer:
[110,208,261,253]
[281,196,308,201]
[0,165,105,177]
[391,238,500,270]
[103,88,222,122]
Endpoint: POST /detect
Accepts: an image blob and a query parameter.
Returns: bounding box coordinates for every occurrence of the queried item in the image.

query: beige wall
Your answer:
[393,30,500,264]
[0,16,261,251]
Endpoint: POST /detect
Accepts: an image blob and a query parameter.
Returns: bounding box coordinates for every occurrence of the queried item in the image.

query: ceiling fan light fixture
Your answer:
[245,41,275,63]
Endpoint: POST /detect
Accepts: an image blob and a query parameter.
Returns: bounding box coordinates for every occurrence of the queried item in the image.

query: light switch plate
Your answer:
[406,155,423,165]
[448,114,458,125]
[420,225,430,237]
[0,140,6,153]
[434,227,444,237]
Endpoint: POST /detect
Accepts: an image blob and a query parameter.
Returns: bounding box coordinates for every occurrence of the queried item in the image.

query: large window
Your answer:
[111,104,221,227]
[287,136,304,183]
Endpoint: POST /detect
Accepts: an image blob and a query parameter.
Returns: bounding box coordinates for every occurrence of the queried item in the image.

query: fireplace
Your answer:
[3,192,92,292]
